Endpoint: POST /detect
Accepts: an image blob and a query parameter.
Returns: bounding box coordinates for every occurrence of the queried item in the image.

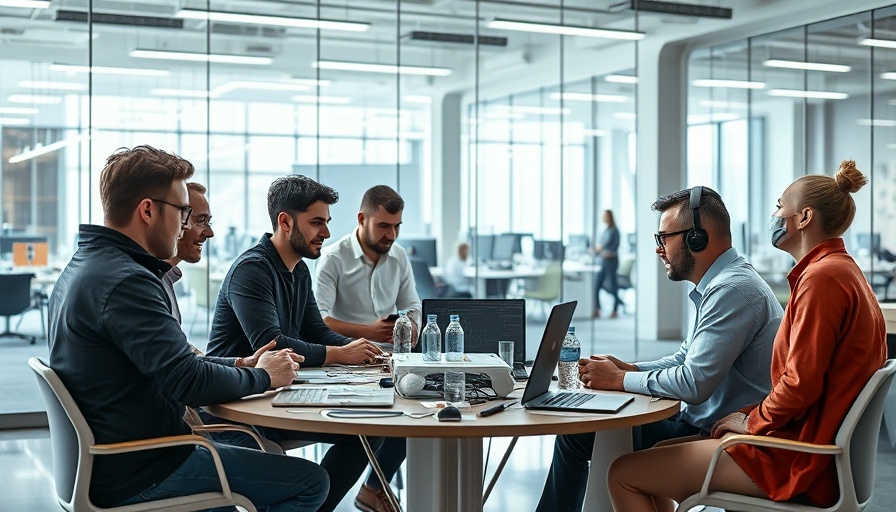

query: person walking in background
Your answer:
[593,209,622,318]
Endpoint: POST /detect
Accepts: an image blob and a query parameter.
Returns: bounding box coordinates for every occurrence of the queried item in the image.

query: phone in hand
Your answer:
[383,313,399,322]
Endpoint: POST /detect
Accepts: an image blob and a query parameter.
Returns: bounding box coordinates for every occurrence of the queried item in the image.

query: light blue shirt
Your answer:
[622,248,782,430]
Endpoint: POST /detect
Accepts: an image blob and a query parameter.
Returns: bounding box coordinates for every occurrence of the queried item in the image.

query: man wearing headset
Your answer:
[536,187,784,512]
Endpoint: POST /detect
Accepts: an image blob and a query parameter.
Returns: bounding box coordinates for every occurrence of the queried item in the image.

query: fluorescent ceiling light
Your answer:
[763,59,851,73]
[292,95,351,104]
[491,105,571,115]
[688,113,740,124]
[0,117,31,126]
[290,78,331,86]
[881,72,896,80]
[859,38,896,49]
[692,79,765,89]
[19,80,87,91]
[402,95,432,104]
[583,129,608,137]
[699,100,748,109]
[856,118,896,127]
[212,81,312,95]
[313,60,452,77]
[49,64,170,77]
[151,88,212,98]
[8,94,62,104]
[613,112,636,120]
[550,92,628,103]
[131,49,272,65]
[175,9,369,32]
[0,107,39,114]
[488,19,645,40]
[767,89,848,100]
[9,133,89,164]
[0,1,49,8]
[605,75,638,84]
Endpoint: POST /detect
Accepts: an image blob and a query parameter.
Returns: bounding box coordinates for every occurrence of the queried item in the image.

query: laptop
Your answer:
[272,386,395,407]
[521,301,634,414]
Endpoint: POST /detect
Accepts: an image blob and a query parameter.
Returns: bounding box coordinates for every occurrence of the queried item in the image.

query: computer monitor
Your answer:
[472,234,494,263]
[533,240,564,261]
[855,233,881,254]
[399,238,437,267]
[12,241,49,267]
[567,234,590,252]
[422,298,526,363]
[492,234,519,262]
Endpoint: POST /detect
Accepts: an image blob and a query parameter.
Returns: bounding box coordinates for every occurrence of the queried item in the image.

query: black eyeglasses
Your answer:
[654,229,690,249]
[151,198,193,226]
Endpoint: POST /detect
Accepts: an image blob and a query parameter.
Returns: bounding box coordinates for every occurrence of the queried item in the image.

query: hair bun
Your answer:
[834,159,867,194]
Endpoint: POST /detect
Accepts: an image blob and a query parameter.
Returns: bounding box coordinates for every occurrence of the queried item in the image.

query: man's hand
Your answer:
[589,354,638,372]
[711,411,750,438]
[332,338,383,364]
[366,318,396,343]
[578,356,625,391]
[411,323,419,348]
[238,339,277,367]
[256,349,301,388]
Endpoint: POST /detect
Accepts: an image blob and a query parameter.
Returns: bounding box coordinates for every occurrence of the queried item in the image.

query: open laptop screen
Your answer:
[422,299,526,363]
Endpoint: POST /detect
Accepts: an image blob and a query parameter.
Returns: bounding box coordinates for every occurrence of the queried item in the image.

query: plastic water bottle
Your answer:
[445,314,464,362]
[422,314,442,362]
[393,310,413,354]
[558,326,581,390]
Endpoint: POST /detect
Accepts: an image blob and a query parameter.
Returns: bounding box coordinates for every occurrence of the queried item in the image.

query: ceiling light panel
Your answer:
[859,38,896,49]
[131,49,272,65]
[175,9,369,32]
[488,19,645,40]
[0,0,49,8]
[19,80,87,91]
[313,61,452,77]
[550,92,628,103]
[692,79,766,89]
[763,59,851,73]
[8,94,63,104]
[767,89,848,100]
[49,64,170,77]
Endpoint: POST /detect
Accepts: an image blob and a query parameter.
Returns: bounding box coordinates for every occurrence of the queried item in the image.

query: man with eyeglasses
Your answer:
[536,186,783,512]
[48,145,328,510]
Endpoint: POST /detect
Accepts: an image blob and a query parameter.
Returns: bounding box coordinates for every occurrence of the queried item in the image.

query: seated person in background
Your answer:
[536,186,783,512]
[443,241,474,296]
[205,174,384,512]
[316,185,421,512]
[49,145,327,510]
[608,160,888,510]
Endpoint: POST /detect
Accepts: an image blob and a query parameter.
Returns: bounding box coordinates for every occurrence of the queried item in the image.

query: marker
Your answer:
[479,401,516,417]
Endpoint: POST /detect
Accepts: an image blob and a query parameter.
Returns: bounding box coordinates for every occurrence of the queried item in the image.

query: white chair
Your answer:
[678,359,896,512]
[29,357,257,512]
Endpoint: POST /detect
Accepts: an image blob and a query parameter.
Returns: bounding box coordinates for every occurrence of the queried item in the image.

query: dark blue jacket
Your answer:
[49,225,271,507]
[207,233,350,366]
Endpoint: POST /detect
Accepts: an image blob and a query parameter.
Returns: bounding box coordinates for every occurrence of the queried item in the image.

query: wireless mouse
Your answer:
[437,405,462,422]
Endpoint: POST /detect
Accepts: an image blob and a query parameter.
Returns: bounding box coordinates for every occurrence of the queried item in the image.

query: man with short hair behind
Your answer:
[162,181,213,326]
[315,184,421,512]
[206,174,385,512]
[49,145,328,510]
[535,186,783,512]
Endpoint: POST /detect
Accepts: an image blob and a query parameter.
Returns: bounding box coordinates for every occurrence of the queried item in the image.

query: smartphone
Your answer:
[383,313,399,322]
[512,362,529,381]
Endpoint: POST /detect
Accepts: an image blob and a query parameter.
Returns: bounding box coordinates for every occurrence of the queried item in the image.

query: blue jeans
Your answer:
[365,437,406,490]
[535,412,702,512]
[118,443,328,512]
[595,256,622,313]
[198,411,383,512]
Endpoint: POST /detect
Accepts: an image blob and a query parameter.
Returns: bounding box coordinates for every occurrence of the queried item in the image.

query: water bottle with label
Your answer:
[445,314,464,362]
[393,310,413,354]
[558,326,581,390]
[422,314,442,361]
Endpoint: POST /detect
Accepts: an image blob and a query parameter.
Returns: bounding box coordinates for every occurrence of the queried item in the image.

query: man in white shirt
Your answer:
[315,185,421,512]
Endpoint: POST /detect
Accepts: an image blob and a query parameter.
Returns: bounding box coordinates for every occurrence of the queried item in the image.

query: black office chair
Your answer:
[409,258,470,300]
[0,273,37,344]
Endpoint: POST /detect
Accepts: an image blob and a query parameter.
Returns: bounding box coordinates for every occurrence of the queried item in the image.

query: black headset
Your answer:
[686,186,709,252]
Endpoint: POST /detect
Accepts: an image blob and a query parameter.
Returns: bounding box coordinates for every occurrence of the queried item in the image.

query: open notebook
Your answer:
[272,386,395,407]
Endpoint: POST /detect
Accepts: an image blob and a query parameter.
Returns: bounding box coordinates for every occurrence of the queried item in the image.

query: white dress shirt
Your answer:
[315,228,421,328]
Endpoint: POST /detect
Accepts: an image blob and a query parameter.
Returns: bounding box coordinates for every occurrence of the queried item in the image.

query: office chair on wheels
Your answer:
[0,273,37,344]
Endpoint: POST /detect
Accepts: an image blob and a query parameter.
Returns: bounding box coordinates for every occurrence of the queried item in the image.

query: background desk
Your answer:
[208,388,678,512]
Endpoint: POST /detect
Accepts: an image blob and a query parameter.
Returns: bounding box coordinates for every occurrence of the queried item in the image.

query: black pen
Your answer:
[479,401,516,417]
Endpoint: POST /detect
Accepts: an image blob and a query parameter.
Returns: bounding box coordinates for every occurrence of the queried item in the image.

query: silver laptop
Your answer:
[522,301,634,414]
[272,386,395,407]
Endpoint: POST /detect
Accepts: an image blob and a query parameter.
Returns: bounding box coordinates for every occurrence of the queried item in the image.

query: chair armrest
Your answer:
[90,434,235,499]
[693,435,842,501]
[190,424,271,452]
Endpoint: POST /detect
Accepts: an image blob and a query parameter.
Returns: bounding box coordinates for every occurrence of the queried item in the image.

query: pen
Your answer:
[479,401,516,417]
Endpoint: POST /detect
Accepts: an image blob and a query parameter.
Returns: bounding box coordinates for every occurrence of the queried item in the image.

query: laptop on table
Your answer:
[272,386,394,407]
[521,301,634,414]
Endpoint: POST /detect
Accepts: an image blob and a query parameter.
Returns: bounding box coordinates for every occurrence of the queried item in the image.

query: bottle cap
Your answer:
[567,326,575,334]
[399,310,408,316]
[450,314,460,322]
[427,314,438,322]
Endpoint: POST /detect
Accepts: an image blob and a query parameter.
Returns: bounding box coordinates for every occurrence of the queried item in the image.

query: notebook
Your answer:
[521,301,634,414]
[272,386,395,407]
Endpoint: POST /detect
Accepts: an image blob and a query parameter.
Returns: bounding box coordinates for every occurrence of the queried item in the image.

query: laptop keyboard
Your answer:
[542,392,594,408]
[277,388,326,404]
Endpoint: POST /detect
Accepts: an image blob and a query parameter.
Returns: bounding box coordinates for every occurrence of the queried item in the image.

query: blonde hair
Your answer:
[796,159,867,237]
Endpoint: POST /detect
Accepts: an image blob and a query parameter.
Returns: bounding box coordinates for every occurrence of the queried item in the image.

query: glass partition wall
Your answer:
[0,1,642,419]
[686,5,896,305]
